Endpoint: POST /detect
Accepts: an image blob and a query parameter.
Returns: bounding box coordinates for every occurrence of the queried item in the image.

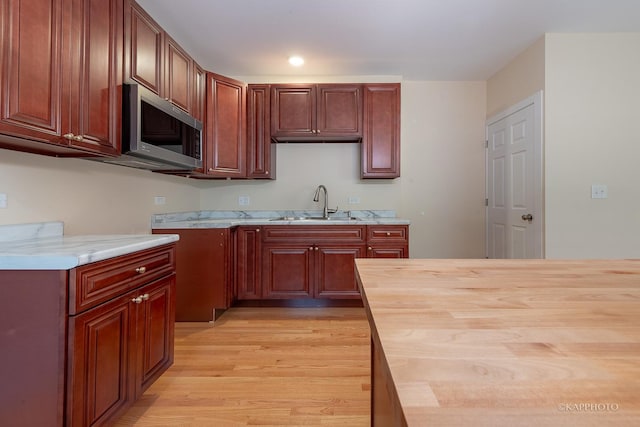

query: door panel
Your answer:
[487,94,542,259]
[262,244,313,298]
[315,245,364,298]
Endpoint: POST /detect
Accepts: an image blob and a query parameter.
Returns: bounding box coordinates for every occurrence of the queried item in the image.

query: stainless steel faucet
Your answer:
[313,185,338,219]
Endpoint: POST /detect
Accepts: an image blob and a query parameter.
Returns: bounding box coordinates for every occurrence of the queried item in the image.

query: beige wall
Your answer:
[0,149,202,235]
[544,33,640,258]
[486,36,545,118]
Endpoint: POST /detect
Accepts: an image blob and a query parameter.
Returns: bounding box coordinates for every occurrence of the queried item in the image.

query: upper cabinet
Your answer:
[247,84,275,179]
[0,0,121,157]
[270,84,362,141]
[204,72,246,177]
[124,0,196,115]
[361,83,401,179]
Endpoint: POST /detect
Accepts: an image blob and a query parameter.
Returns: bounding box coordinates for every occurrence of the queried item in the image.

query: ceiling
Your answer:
[137,0,640,80]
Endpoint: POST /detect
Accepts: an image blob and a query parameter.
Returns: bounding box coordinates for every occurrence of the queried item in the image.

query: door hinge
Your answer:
[485,140,489,149]
[485,198,488,207]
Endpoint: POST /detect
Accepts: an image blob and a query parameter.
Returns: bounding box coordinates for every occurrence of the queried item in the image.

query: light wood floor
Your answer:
[116,307,371,426]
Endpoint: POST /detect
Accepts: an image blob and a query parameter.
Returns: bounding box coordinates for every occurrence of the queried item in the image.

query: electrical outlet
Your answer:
[238,196,250,206]
[154,196,166,205]
[348,196,360,204]
[591,185,608,199]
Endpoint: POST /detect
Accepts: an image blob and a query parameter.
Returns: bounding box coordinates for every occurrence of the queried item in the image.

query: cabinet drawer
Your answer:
[69,244,175,315]
[367,225,408,243]
[262,225,366,243]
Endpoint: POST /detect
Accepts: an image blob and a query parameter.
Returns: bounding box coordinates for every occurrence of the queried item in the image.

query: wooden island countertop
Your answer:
[355,258,640,427]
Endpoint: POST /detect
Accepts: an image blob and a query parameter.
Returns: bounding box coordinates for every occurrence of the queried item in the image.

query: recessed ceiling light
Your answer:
[288,56,304,67]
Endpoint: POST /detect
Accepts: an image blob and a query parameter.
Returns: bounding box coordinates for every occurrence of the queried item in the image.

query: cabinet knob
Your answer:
[135,266,147,274]
[73,135,84,142]
[315,247,319,251]
[387,232,391,236]
[265,171,269,175]
[368,247,372,251]
[256,229,260,232]
[63,133,75,140]
[132,296,143,304]
[141,293,150,301]
[208,168,214,172]
[309,246,314,251]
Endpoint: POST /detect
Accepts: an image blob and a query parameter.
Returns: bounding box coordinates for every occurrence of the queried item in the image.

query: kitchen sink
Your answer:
[269,216,360,221]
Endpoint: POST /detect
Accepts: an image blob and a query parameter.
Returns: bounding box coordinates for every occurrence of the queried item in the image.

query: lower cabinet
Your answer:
[0,243,176,427]
[153,228,233,321]
[67,275,175,426]
[237,224,407,301]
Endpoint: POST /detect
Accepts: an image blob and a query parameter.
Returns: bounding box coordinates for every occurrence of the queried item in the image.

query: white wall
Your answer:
[0,149,203,235]
[545,33,640,258]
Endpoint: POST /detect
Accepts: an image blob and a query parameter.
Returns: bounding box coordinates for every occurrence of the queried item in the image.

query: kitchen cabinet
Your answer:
[153,228,234,321]
[270,84,362,141]
[124,0,196,115]
[236,226,263,299]
[260,225,367,299]
[0,0,121,157]
[235,223,409,301]
[247,84,276,178]
[204,72,246,177]
[192,62,206,122]
[366,224,409,258]
[0,243,176,427]
[361,83,401,178]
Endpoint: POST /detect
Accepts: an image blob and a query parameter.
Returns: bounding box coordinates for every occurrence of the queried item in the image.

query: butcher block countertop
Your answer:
[355,258,640,427]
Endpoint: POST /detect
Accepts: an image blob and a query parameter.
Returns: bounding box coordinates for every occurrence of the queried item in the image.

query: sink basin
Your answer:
[269,216,360,221]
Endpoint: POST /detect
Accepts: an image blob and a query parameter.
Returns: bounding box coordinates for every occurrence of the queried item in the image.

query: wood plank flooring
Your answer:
[116,307,371,426]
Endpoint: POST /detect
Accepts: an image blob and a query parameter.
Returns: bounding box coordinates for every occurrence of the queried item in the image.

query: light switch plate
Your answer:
[0,193,6,208]
[238,196,250,206]
[154,196,166,205]
[591,184,608,199]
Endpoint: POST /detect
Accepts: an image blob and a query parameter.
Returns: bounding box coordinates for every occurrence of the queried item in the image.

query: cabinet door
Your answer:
[165,34,192,112]
[135,275,175,396]
[124,0,163,95]
[153,228,231,321]
[361,83,401,178]
[317,84,362,138]
[192,62,206,122]
[67,289,136,427]
[247,84,275,179]
[205,73,246,177]
[262,243,313,298]
[0,0,66,145]
[67,0,122,155]
[368,246,408,258]
[236,226,263,299]
[315,244,365,298]
[270,85,315,138]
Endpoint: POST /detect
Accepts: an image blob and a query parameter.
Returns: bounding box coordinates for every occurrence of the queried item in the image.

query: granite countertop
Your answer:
[151,209,410,229]
[0,222,178,270]
[355,258,640,426]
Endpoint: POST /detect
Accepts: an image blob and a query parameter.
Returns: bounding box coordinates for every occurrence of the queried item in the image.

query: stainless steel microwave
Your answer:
[99,84,203,171]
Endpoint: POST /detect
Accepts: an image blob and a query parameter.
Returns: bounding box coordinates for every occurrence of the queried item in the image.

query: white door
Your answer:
[486,92,543,259]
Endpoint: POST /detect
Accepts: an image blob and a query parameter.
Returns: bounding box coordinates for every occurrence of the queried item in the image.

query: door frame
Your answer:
[485,91,544,258]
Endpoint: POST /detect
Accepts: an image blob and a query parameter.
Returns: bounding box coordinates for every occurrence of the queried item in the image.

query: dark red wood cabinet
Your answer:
[124,0,197,115]
[236,224,409,301]
[153,228,234,321]
[0,244,176,427]
[247,84,275,179]
[361,83,401,178]
[0,0,121,157]
[204,73,246,177]
[270,84,362,141]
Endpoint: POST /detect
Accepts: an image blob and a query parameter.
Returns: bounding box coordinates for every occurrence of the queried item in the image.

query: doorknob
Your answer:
[521,213,533,222]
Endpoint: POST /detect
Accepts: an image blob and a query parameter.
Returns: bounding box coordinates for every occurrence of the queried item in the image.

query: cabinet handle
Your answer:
[132,296,143,304]
[135,266,147,274]
[141,293,150,301]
